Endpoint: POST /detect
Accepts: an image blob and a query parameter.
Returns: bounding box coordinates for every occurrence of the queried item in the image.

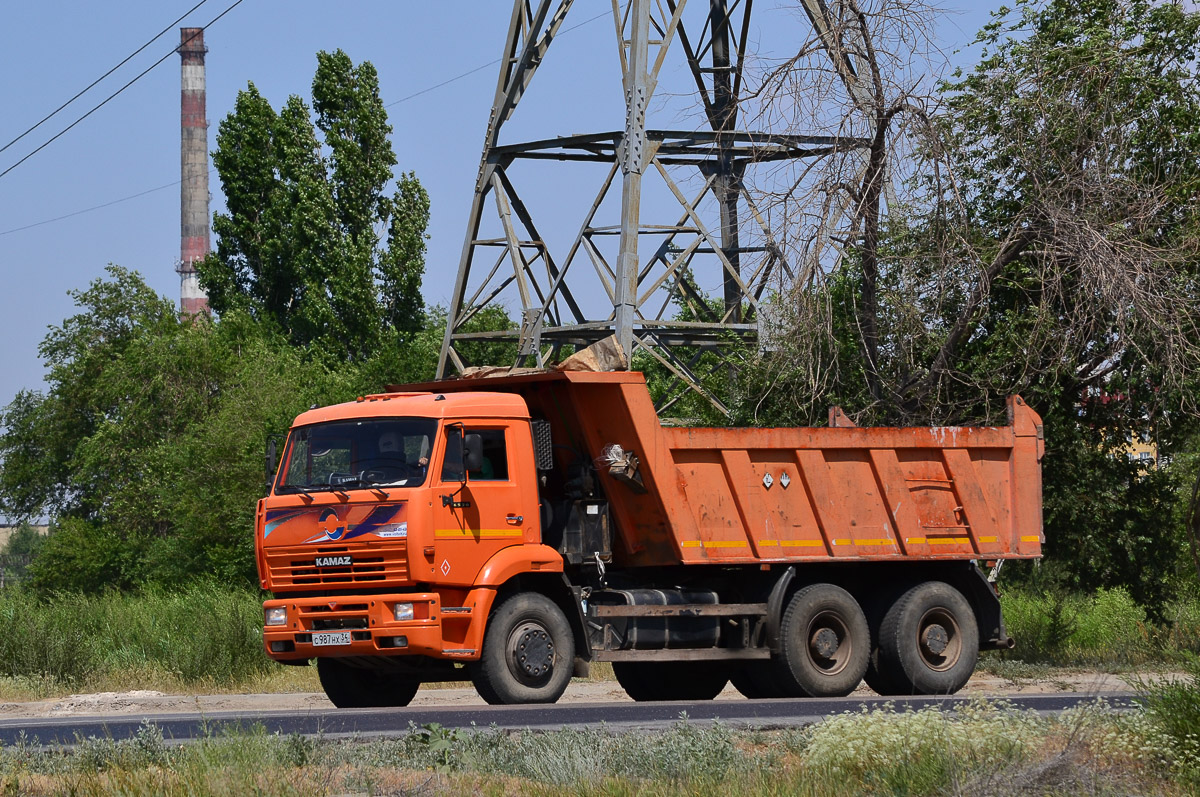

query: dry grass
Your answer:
[0,700,1194,796]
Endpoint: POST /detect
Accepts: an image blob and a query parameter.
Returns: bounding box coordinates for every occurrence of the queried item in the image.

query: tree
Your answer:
[0,267,368,591]
[735,0,1200,611]
[744,0,1200,428]
[199,50,430,362]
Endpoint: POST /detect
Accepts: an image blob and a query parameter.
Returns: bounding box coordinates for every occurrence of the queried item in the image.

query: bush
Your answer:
[998,586,1184,666]
[0,584,269,689]
[0,589,97,684]
[1071,587,1149,660]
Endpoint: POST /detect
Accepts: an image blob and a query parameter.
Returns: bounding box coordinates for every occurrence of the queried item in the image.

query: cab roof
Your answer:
[290,390,530,428]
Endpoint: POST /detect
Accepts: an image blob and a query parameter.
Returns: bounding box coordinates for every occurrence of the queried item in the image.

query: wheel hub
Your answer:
[810,626,841,659]
[921,624,949,656]
[512,625,554,680]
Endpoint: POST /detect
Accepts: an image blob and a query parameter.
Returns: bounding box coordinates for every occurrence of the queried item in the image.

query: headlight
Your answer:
[393,602,414,622]
[264,607,287,626]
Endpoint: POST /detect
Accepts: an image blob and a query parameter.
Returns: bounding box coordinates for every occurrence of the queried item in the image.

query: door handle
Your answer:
[506,514,523,525]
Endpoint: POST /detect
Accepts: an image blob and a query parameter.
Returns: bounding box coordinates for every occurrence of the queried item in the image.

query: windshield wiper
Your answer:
[277,483,334,496]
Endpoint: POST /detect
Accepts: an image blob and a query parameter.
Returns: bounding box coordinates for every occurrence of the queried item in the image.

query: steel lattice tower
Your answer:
[437,0,868,413]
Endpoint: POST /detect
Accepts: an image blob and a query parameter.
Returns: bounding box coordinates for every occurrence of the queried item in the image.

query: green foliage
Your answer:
[739,0,1200,612]
[200,50,430,362]
[0,55,436,592]
[0,524,45,583]
[0,267,373,590]
[1038,403,1187,614]
[28,518,138,594]
[991,585,1200,666]
[0,584,271,688]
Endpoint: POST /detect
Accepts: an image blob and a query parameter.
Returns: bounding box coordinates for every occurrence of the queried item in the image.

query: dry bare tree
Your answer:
[737,0,1200,429]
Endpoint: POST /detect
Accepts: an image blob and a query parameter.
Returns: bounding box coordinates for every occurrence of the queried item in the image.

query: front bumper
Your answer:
[262,592,484,662]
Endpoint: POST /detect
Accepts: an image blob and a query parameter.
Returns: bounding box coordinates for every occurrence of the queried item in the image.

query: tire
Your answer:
[317,658,420,708]
[776,584,870,698]
[612,661,729,702]
[877,581,979,695]
[471,593,575,705]
[730,662,793,699]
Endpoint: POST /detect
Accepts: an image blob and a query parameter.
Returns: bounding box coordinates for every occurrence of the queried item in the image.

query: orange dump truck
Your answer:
[256,371,1043,706]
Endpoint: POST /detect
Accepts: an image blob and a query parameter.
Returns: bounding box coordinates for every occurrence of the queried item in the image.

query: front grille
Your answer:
[265,543,409,588]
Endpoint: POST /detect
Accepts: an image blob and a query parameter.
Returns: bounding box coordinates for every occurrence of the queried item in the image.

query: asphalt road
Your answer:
[0,692,1138,748]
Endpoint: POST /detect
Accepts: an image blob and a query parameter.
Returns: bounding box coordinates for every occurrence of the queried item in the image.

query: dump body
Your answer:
[398,370,1045,568]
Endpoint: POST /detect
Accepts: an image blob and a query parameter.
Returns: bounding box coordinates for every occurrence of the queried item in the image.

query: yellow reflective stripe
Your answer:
[435,529,523,539]
[979,536,998,543]
[928,537,970,545]
[1020,535,1041,543]
[854,539,895,546]
[906,537,926,544]
[681,540,749,548]
[780,540,824,547]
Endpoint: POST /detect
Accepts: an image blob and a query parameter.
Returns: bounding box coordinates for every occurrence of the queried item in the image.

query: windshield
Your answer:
[276,417,437,493]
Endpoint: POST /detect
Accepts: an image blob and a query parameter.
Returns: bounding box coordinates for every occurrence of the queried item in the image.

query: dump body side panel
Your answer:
[658,395,1043,565]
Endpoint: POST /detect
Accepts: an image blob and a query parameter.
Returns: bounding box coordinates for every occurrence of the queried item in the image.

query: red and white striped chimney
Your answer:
[177,27,210,315]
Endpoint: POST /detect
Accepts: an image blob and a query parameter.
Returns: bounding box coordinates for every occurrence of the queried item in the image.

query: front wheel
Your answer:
[877,581,978,695]
[471,593,575,705]
[317,658,420,708]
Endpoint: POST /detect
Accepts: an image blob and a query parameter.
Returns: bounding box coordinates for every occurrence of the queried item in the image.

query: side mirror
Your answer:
[464,433,483,474]
[265,438,278,491]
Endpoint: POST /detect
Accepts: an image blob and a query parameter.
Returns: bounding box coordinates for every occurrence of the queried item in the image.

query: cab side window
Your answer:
[439,428,509,482]
[471,430,508,481]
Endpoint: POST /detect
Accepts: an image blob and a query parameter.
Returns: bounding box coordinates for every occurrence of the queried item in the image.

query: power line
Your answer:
[0,0,246,182]
[2,3,612,235]
[0,173,215,238]
[0,0,211,157]
[385,8,611,108]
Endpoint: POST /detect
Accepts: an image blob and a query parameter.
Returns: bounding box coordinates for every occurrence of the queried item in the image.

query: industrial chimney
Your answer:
[177,27,210,315]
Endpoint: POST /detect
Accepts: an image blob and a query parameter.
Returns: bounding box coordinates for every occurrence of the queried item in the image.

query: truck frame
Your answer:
[256,370,1043,706]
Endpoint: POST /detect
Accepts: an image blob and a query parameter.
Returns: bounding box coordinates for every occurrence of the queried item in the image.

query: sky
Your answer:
[0,1,995,413]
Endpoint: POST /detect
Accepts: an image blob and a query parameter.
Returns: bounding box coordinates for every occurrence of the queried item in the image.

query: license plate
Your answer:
[314,555,352,568]
[312,632,351,647]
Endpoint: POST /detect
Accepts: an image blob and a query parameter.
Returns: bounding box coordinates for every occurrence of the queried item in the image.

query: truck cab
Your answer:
[258,389,570,707]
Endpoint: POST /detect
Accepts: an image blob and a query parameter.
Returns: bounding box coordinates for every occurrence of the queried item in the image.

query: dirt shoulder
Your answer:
[0,669,1149,719]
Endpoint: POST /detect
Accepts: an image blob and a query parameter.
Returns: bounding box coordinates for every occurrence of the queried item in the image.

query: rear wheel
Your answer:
[613,661,729,701]
[317,658,420,708]
[471,593,574,705]
[776,584,869,697]
[877,581,978,695]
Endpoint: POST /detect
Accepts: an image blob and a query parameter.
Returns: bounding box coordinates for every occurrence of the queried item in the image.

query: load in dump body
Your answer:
[255,370,1044,708]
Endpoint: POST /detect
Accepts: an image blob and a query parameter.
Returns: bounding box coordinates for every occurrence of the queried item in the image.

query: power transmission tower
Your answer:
[437,0,868,414]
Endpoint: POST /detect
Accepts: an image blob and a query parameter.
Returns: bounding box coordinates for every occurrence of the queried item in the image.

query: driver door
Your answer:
[430,423,525,587]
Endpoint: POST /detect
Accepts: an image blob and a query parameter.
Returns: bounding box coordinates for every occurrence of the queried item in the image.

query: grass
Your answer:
[0,583,274,699]
[986,587,1200,672]
[0,697,1195,795]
